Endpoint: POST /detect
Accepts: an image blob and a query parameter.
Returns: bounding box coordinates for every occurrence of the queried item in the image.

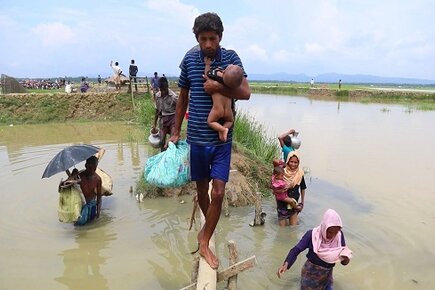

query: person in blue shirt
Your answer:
[168,12,250,269]
[278,128,296,162]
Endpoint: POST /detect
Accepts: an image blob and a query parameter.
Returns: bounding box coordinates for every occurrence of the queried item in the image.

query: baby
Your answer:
[271,166,298,209]
[205,57,244,142]
[59,168,81,189]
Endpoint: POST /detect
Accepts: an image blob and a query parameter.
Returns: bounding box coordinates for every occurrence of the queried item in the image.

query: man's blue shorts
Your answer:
[75,199,97,226]
[190,143,232,182]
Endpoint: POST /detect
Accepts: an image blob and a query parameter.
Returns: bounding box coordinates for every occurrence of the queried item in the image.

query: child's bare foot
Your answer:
[218,128,229,142]
[199,244,219,269]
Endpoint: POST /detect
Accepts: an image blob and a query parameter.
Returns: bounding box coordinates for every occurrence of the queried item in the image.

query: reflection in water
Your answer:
[130,142,140,168]
[149,213,192,289]
[117,143,124,164]
[0,122,145,174]
[55,217,116,290]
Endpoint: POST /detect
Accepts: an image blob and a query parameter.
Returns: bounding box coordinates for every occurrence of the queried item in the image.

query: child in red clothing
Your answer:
[271,166,297,209]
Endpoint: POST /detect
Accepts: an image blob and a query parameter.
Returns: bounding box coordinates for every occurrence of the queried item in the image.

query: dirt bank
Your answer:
[0,92,139,124]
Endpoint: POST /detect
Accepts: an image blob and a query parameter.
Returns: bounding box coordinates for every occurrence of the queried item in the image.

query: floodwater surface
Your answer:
[0,94,434,290]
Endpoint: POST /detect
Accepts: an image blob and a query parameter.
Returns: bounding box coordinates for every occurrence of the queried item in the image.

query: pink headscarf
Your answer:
[312,209,353,264]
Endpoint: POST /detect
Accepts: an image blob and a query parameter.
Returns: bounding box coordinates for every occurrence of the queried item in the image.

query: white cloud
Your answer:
[245,44,268,62]
[271,49,289,62]
[146,0,199,23]
[32,22,76,47]
[304,42,324,55]
[1,0,434,79]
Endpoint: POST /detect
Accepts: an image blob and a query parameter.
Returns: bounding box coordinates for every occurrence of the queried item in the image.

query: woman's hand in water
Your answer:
[277,262,288,278]
[341,256,350,265]
[296,203,304,212]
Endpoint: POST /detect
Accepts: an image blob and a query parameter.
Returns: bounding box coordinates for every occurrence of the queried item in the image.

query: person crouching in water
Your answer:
[75,156,102,225]
[277,208,352,289]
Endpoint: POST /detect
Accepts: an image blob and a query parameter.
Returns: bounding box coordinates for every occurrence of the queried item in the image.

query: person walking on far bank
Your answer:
[151,72,159,99]
[128,59,138,93]
[168,12,251,269]
[110,61,122,90]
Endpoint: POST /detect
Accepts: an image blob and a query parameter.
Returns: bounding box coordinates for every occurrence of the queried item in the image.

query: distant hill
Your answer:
[249,72,435,85]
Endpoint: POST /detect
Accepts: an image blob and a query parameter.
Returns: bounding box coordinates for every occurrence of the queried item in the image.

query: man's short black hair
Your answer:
[158,77,168,89]
[86,155,99,167]
[192,12,224,40]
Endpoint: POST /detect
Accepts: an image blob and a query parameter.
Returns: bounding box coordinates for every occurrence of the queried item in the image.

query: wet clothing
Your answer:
[178,46,247,146]
[285,229,345,270]
[283,208,352,290]
[189,142,232,182]
[284,230,346,289]
[276,176,306,219]
[74,199,97,226]
[271,175,288,201]
[301,259,333,290]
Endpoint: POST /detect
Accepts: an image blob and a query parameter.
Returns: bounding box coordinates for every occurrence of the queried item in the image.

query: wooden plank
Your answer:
[217,256,257,282]
[227,240,239,290]
[196,182,217,290]
[180,256,257,290]
[191,255,200,283]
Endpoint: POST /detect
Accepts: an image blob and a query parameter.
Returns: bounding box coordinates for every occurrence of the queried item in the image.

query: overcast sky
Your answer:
[1,0,434,80]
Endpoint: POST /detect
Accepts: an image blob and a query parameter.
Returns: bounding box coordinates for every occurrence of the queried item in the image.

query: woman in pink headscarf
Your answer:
[277,209,352,289]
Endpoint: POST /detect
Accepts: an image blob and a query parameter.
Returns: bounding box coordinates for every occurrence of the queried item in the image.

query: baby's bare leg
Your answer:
[208,93,231,142]
[222,97,234,129]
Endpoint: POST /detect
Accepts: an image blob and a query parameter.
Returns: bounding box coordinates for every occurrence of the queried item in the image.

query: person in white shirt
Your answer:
[65,81,73,94]
[110,60,122,90]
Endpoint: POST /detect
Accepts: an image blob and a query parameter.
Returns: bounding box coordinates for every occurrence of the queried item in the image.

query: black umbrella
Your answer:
[41,144,101,178]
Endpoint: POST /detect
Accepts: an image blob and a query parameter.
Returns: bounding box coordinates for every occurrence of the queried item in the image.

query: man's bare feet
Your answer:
[191,227,205,254]
[218,128,229,142]
[199,244,219,269]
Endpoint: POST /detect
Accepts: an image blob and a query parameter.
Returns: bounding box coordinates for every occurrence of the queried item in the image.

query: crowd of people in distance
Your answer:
[20,78,65,90]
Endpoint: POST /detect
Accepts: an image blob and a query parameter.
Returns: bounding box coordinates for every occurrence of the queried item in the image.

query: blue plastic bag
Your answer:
[144,141,190,188]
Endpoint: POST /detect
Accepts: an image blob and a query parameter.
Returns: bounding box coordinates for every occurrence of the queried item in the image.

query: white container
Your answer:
[290,131,301,149]
[148,128,160,148]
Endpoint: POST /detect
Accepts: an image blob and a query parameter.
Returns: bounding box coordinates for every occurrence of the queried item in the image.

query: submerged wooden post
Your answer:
[227,240,239,290]
[250,192,265,226]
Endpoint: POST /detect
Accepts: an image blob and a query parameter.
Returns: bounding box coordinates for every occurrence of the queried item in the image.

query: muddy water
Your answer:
[0,95,434,290]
